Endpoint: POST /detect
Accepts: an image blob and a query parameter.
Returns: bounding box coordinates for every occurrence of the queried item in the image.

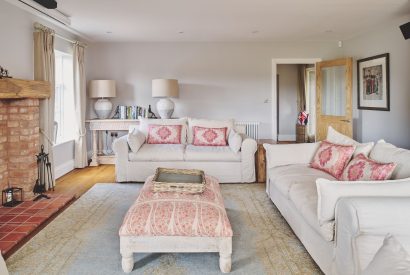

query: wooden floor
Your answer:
[54,165,116,198]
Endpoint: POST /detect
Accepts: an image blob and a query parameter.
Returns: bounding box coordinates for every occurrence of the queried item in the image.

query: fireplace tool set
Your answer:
[33,145,54,201]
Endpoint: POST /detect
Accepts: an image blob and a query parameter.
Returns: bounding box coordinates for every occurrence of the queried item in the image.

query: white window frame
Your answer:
[54,50,75,145]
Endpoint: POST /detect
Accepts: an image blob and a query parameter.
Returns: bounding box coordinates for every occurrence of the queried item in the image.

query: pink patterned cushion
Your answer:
[147,124,182,144]
[119,175,233,237]
[311,141,355,179]
[340,154,397,181]
[192,126,227,146]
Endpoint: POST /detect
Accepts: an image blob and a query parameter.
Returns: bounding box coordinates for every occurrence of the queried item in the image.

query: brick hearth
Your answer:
[0,99,40,199]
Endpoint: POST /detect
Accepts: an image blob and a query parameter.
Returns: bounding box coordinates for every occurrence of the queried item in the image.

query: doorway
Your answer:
[273,59,321,142]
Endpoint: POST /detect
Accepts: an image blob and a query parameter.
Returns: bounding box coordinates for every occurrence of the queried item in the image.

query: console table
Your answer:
[86,119,140,166]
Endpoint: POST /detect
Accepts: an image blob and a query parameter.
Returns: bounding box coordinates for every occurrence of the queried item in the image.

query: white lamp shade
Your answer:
[89,80,116,98]
[152,79,179,98]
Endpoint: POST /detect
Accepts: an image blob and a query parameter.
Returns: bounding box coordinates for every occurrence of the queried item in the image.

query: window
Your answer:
[54,50,75,144]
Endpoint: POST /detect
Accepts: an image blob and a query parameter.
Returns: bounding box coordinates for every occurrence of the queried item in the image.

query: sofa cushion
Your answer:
[129,144,185,161]
[327,126,374,157]
[228,129,242,153]
[192,126,228,146]
[187,118,234,144]
[139,118,188,144]
[311,141,355,179]
[147,124,183,144]
[340,153,396,181]
[362,234,410,275]
[370,140,410,180]
[268,164,336,199]
[127,128,146,153]
[288,182,335,241]
[184,145,241,162]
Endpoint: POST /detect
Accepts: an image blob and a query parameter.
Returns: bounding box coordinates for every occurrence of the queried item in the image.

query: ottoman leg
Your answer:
[121,252,134,273]
[219,252,232,273]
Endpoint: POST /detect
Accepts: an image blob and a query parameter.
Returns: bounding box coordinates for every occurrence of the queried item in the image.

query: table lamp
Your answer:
[89,80,116,119]
[152,79,179,119]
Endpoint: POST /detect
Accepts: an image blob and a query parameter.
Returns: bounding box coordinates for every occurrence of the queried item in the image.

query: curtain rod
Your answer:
[34,22,87,47]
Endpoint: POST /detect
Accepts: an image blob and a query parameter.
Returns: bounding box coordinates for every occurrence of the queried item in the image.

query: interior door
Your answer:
[316,58,353,141]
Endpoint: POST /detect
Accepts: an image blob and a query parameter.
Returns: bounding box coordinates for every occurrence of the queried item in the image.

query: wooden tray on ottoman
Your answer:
[152,168,206,194]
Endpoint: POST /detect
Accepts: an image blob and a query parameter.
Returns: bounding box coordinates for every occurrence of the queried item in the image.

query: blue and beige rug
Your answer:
[6,183,321,274]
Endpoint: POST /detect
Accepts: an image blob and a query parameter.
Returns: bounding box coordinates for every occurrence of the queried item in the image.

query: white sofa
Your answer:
[112,118,257,183]
[264,141,410,275]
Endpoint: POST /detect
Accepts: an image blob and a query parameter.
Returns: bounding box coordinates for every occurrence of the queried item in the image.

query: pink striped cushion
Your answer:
[340,154,396,181]
[311,141,355,179]
[119,175,233,237]
[192,126,227,146]
[147,124,182,144]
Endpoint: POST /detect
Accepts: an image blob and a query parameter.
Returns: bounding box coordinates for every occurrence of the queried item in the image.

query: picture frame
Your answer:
[357,53,390,111]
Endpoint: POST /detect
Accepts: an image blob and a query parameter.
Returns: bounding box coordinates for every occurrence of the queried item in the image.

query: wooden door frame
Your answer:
[316,57,353,141]
[271,58,322,141]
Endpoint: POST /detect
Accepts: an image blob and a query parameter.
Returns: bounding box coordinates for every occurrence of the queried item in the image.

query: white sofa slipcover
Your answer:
[264,142,410,275]
[113,121,257,183]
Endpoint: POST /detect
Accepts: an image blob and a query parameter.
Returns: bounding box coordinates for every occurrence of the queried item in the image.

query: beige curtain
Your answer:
[73,43,88,168]
[34,23,55,190]
[297,64,307,112]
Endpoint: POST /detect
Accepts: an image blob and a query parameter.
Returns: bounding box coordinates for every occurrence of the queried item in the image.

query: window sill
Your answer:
[53,139,75,148]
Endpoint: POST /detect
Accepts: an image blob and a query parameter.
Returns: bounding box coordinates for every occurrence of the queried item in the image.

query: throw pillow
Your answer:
[187,118,234,144]
[370,140,410,180]
[139,118,188,144]
[228,129,242,153]
[127,128,146,153]
[362,234,410,275]
[340,154,396,181]
[147,125,182,144]
[326,126,374,157]
[192,126,227,146]
[310,140,355,179]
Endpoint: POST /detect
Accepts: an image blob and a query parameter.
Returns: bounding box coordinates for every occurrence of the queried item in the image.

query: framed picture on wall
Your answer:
[357,53,390,111]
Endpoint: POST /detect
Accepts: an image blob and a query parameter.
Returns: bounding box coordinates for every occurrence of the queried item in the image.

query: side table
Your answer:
[255,139,276,183]
[296,124,308,143]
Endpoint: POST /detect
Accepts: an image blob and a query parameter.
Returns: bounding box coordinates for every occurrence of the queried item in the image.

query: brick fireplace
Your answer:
[0,79,50,200]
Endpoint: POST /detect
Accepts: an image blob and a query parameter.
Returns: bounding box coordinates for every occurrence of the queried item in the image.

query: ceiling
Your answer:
[57,0,410,42]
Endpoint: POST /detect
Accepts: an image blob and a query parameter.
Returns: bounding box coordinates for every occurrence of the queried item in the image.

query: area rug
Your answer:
[6,183,322,275]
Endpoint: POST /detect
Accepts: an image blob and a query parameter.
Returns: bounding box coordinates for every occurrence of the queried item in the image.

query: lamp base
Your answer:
[157,98,175,119]
[94,98,113,119]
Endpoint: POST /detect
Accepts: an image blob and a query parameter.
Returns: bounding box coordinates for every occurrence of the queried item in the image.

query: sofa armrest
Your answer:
[112,135,130,157]
[240,134,257,154]
[334,197,410,275]
[240,134,257,182]
[263,142,320,169]
[112,135,130,182]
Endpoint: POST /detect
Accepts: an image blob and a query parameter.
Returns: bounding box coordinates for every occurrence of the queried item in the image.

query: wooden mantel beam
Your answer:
[0,78,51,99]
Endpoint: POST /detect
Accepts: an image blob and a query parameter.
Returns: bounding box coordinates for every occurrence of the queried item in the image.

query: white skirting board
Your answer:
[278,134,296,141]
[55,159,75,179]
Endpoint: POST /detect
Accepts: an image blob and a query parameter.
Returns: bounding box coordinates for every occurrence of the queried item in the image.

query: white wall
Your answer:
[0,1,77,177]
[344,15,410,149]
[277,64,298,140]
[86,42,342,139]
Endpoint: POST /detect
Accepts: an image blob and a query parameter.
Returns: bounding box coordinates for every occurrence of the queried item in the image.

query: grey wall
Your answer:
[277,64,298,140]
[86,42,342,139]
[344,15,410,149]
[0,1,77,177]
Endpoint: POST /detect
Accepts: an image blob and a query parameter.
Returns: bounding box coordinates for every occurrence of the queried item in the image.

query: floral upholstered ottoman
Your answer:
[119,175,233,273]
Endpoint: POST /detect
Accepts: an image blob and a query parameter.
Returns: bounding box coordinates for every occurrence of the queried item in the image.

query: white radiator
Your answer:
[235,121,260,140]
